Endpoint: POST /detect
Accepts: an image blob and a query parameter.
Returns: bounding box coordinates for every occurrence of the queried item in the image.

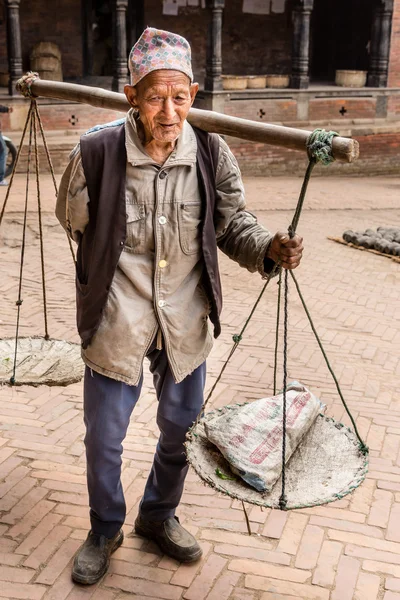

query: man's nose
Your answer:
[162,98,176,120]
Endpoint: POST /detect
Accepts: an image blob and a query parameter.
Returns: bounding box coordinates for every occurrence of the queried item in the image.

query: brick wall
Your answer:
[225,130,400,176]
[19,0,83,79]
[32,103,127,131]
[0,0,83,81]
[221,96,380,124]
[224,98,297,123]
[388,95,400,115]
[309,98,377,121]
[388,0,400,87]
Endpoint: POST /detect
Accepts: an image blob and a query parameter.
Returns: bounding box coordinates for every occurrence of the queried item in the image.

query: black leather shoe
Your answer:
[72,529,123,585]
[134,514,202,563]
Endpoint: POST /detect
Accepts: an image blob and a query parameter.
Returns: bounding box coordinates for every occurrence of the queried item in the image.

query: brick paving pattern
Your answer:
[0,173,399,599]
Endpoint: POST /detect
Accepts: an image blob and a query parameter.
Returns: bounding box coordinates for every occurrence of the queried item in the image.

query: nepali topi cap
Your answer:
[128,27,194,86]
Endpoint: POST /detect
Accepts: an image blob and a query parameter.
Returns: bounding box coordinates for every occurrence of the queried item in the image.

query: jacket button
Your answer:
[120,241,124,246]
[159,171,167,180]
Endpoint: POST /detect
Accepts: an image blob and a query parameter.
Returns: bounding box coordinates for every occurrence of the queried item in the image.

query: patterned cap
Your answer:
[129,27,193,86]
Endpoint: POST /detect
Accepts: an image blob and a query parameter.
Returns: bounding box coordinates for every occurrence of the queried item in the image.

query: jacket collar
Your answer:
[125,108,197,168]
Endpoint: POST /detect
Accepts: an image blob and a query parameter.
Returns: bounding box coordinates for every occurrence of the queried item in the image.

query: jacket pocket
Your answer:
[197,282,212,322]
[125,203,146,254]
[177,201,202,255]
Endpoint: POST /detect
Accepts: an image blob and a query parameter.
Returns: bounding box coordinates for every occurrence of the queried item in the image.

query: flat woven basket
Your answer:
[186,405,368,510]
[0,337,84,386]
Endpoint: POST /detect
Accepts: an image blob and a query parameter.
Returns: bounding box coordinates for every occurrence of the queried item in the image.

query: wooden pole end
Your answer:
[332,136,360,163]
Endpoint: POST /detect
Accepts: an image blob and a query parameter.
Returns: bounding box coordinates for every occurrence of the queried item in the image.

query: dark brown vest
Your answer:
[78,122,222,349]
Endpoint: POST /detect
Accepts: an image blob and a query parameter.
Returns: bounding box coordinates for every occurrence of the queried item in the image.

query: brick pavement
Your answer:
[0,173,399,599]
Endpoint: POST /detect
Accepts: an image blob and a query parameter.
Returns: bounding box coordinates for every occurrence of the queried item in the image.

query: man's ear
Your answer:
[189,82,199,106]
[124,85,138,109]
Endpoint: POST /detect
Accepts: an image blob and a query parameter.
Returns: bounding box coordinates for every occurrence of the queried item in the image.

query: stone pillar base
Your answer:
[290,75,309,90]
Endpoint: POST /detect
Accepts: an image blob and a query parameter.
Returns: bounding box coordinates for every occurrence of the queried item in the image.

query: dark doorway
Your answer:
[82,0,143,81]
[127,0,144,52]
[310,0,375,83]
[82,0,113,78]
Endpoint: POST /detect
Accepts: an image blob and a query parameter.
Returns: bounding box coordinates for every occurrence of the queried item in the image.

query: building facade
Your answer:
[1,0,400,175]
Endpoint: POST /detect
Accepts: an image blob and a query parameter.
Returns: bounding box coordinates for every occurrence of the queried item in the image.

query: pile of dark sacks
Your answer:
[342,227,400,257]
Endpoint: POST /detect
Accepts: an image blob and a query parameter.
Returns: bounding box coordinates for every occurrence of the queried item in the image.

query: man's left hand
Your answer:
[266,231,304,270]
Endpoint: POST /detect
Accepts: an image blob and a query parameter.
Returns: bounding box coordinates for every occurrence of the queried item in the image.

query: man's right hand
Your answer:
[266,231,304,270]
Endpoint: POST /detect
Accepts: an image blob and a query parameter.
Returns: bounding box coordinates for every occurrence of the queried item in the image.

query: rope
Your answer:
[288,159,315,238]
[289,270,369,455]
[276,129,338,507]
[15,74,75,261]
[0,103,33,227]
[278,268,289,510]
[33,101,76,263]
[16,72,39,99]
[10,115,34,385]
[287,129,338,238]
[190,127,364,517]
[1,97,79,383]
[196,129,338,418]
[273,267,282,395]
[307,129,339,166]
[32,107,50,340]
[194,263,279,425]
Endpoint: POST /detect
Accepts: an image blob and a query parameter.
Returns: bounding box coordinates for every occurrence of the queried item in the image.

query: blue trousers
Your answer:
[0,133,7,182]
[83,344,206,538]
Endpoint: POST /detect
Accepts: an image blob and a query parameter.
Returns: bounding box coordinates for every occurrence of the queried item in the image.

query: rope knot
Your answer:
[278,494,288,511]
[307,128,339,166]
[232,334,242,343]
[16,72,39,98]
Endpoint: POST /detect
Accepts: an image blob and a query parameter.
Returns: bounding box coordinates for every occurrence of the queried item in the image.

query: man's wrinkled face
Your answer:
[125,70,198,144]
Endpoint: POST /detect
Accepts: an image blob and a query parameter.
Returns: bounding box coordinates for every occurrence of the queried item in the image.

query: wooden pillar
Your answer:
[112,0,129,93]
[6,0,23,96]
[291,0,314,90]
[368,0,394,87]
[204,0,225,92]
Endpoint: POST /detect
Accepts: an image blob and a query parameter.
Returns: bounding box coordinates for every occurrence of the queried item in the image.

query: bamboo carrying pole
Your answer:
[24,78,359,163]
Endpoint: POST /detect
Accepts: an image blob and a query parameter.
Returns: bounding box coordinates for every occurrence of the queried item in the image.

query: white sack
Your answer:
[204,382,324,492]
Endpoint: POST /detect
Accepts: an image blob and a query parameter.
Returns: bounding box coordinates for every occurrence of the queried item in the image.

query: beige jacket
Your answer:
[57,110,273,386]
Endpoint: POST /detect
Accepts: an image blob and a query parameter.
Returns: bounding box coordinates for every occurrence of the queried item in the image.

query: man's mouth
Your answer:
[160,123,177,128]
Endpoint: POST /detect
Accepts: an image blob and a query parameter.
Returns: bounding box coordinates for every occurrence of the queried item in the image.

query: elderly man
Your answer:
[57,28,303,584]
